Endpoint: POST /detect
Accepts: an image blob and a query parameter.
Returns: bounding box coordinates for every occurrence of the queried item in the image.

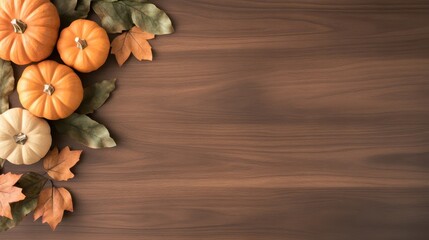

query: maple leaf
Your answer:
[34,187,73,230]
[0,172,48,232]
[0,173,25,219]
[43,147,82,182]
[111,26,155,66]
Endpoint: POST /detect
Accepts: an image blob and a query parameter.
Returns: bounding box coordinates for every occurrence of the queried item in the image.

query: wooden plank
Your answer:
[3,0,429,239]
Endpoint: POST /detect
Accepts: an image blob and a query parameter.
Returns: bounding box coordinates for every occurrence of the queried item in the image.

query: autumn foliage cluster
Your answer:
[0,0,173,231]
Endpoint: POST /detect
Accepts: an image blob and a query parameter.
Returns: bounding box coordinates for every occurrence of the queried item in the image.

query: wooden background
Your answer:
[3,0,429,239]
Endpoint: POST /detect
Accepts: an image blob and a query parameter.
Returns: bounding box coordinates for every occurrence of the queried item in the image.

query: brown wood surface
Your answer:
[3,0,429,239]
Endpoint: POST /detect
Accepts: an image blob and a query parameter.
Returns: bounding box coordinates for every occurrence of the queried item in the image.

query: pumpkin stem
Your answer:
[14,133,27,145]
[43,84,55,96]
[75,37,88,50]
[11,19,27,34]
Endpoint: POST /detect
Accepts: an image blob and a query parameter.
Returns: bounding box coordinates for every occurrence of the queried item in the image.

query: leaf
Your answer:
[78,79,117,114]
[0,59,14,114]
[52,0,92,26]
[92,0,174,34]
[43,147,82,182]
[0,172,48,232]
[0,173,25,219]
[34,187,73,230]
[54,113,116,149]
[92,0,133,33]
[111,27,154,66]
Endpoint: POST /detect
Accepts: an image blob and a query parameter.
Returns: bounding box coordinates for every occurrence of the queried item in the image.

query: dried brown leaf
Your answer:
[33,187,73,230]
[0,173,25,219]
[111,26,155,66]
[43,147,82,182]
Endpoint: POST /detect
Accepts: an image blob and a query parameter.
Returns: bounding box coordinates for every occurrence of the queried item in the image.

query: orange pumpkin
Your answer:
[57,19,110,73]
[17,60,83,120]
[0,0,60,65]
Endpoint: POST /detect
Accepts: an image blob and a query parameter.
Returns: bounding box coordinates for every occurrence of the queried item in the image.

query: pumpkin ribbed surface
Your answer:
[0,0,60,65]
[17,60,83,120]
[57,19,110,73]
[0,108,51,165]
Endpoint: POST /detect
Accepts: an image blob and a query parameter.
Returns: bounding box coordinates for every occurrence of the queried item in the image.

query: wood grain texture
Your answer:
[3,0,429,239]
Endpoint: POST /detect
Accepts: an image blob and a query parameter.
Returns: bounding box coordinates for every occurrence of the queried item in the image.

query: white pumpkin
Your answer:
[0,108,52,165]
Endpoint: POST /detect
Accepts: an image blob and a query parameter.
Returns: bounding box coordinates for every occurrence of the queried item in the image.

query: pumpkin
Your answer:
[17,60,84,120]
[0,108,52,165]
[57,19,110,73]
[0,0,60,65]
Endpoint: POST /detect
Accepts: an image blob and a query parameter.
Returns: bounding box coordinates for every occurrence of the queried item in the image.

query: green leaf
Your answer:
[78,79,116,114]
[92,0,174,34]
[52,0,92,26]
[54,113,116,149]
[0,172,47,232]
[0,59,14,114]
[92,1,134,33]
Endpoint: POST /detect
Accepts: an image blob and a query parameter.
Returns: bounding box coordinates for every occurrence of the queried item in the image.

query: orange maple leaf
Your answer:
[111,26,155,66]
[33,187,73,230]
[0,173,25,219]
[43,147,82,182]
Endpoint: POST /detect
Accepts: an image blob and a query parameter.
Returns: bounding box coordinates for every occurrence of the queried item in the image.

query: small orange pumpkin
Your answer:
[17,60,83,120]
[57,19,110,73]
[0,0,60,65]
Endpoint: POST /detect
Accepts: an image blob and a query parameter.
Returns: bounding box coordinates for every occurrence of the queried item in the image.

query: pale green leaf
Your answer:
[78,79,116,114]
[55,113,116,149]
[52,0,92,26]
[92,1,133,33]
[0,60,14,114]
[92,0,174,34]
